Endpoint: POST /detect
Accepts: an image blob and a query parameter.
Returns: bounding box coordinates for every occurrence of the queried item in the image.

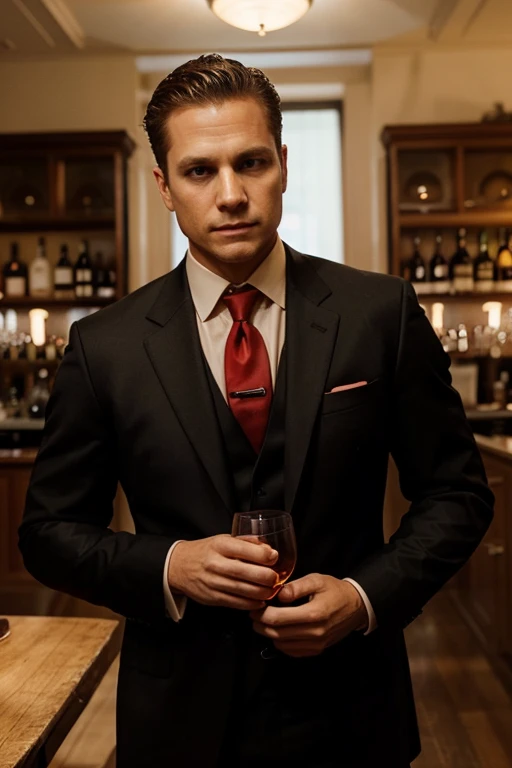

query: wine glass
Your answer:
[232,509,297,659]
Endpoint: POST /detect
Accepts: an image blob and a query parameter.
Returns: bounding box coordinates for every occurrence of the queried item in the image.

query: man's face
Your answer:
[154,97,287,282]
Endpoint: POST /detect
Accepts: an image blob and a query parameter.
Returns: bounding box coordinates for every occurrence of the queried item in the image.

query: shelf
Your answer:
[0,359,61,369]
[413,291,512,302]
[0,217,115,233]
[0,418,45,431]
[465,408,512,420]
[0,297,116,309]
[399,212,512,229]
[449,352,512,360]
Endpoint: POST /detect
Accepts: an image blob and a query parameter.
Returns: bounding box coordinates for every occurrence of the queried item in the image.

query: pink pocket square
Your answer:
[326,381,368,394]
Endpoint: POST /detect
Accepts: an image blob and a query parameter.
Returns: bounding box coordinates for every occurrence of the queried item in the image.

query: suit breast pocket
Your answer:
[321,377,381,417]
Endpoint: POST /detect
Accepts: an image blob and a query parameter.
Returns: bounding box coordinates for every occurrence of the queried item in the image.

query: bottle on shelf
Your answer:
[473,229,495,293]
[5,386,21,418]
[94,251,116,299]
[2,242,27,298]
[53,244,75,300]
[17,333,37,362]
[400,258,411,282]
[428,233,449,293]
[29,236,52,299]
[407,235,426,288]
[44,335,57,361]
[27,367,50,420]
[449,228,474,294]
[74,239,94,298]
[496,227,512,291]
[492,370,509,409]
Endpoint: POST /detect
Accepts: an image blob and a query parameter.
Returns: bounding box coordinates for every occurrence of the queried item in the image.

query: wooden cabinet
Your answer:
[0,131,137,617]
[446,439,512,689]
[452,457,509,654]
[0,131,136,443]
[381,122,512,415]
[381,122,512,283]
[0,130,136,301]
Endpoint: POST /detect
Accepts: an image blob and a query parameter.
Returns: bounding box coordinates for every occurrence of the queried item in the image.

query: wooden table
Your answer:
[0,615,122,768]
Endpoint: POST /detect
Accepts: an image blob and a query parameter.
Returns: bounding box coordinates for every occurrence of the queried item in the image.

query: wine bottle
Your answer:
[428,233,449,293]
[409,236,426,283]
[27,367,50,420]
[74,239,94,298]
[473,230,495,293]
[496,227,512,290]
[54,244,75,300]
[449,228,474,293]
[29,236,52,298]
[3,242,27,297]
[94,251,116,299]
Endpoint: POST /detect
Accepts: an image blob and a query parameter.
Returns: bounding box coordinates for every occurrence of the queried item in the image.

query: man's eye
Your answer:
[188,166,209,177]
[242,158,263,169]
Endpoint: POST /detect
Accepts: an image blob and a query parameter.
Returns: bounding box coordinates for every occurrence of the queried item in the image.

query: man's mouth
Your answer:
[214,222,256,231]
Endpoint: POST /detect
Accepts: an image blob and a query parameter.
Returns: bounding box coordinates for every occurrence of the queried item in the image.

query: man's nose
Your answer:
[216,169,248,209]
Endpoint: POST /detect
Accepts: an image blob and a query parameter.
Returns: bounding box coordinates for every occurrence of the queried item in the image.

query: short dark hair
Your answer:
[143,53,283,179]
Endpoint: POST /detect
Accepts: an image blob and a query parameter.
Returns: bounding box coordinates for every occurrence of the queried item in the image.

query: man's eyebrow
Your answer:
[176,146,275,172]
[177,155,211,172]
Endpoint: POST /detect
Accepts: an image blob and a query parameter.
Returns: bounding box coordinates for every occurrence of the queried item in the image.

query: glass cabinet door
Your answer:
[63,156,115,218]
[464,150,512,210]
[0,157,50,219]
[397,149,456,213]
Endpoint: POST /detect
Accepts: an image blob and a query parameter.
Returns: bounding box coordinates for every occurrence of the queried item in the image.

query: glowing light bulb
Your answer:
[29,308,49,347]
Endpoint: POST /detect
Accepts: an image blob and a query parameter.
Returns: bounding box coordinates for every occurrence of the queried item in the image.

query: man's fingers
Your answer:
[278,574,320,603]
[228,536,278,565]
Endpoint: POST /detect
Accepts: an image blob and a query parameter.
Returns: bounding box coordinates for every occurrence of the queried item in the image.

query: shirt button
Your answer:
[256,488,266,497]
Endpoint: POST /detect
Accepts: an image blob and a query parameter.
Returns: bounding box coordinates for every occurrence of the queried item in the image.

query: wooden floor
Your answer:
[48,588,512,767]
[408,590,512,767]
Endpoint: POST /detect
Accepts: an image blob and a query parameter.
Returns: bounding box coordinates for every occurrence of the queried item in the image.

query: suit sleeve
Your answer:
[18,321,177,622]
[346,280,494,631]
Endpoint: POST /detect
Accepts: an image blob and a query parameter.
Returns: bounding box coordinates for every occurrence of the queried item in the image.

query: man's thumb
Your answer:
[278,576,313,603]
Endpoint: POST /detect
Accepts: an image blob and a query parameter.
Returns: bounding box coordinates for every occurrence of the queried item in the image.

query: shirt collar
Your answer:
[185,236,286,322]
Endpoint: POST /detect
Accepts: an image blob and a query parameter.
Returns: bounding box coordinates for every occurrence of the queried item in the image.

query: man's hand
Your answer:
[167,535,279,610]
[249,574,369,657]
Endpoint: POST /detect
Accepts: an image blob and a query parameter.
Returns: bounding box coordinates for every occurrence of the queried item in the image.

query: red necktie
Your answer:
[223,286,272,453]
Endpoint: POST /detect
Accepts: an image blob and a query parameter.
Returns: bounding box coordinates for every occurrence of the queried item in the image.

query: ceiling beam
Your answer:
[430,0,490,42]
[11,0,56,48]
[40,0,85,49]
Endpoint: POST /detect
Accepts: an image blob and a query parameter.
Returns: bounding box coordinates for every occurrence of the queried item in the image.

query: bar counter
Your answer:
[0,615,121,768]
[0,449,38,465]
[474,433,512,462]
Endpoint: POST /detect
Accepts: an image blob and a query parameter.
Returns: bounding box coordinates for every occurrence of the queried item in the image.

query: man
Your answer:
[19,54,493,768]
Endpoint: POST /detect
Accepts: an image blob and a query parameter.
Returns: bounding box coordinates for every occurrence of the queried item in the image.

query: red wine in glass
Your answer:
[232,509,297,658]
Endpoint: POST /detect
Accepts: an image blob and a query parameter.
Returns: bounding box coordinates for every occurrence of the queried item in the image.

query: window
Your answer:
[171,101,344,266]
[280,103,343,263]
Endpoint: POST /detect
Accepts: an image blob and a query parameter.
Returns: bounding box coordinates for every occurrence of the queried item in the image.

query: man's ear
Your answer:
[281,145,288,194]
[153,166,175,212]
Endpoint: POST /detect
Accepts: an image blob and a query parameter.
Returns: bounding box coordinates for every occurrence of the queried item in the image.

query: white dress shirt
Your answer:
[163,236,377,634]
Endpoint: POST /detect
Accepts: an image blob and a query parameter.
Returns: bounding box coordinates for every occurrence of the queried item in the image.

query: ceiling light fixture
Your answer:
[208,0,313,37]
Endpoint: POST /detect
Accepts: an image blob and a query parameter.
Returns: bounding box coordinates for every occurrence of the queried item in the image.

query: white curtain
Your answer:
[279,107,343,263]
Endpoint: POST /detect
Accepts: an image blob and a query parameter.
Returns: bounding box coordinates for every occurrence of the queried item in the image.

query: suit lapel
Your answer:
[283,246,340,512]
[143,261,234,523]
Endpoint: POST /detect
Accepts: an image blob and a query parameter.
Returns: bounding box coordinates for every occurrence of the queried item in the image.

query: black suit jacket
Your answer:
[19,244,494,766]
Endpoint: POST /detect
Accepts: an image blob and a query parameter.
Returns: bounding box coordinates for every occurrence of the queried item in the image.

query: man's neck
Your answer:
[189,240,277,284]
